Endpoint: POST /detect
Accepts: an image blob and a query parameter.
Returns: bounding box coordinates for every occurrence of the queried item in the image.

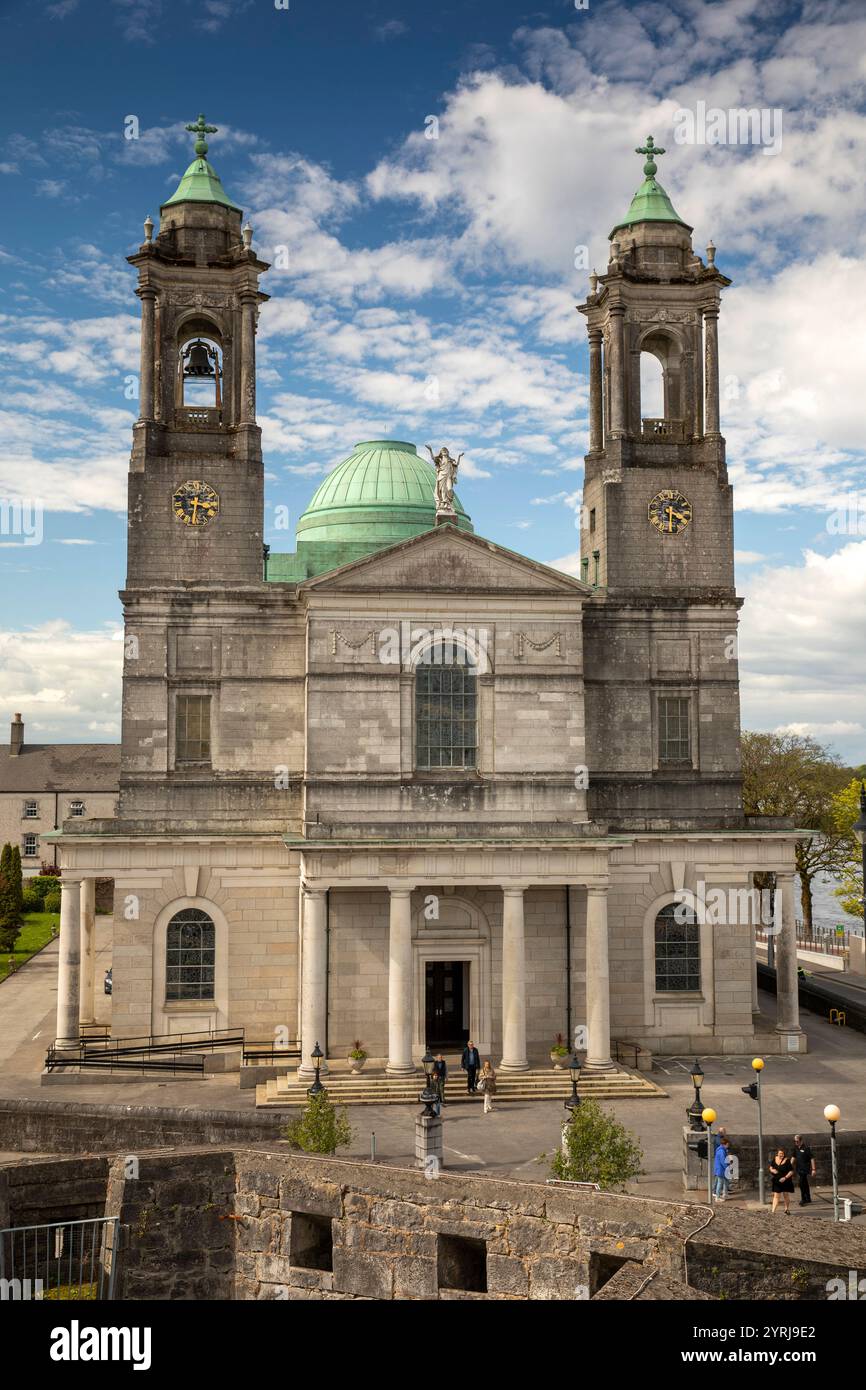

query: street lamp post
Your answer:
[824,1103,841,1222]
[687,1058,705,1130]
[702,1107,717,1205]
[565,1052,582,1118]
[419,1047,438,1118]
[307,1041,324,1097]
[742,1058,766,1205]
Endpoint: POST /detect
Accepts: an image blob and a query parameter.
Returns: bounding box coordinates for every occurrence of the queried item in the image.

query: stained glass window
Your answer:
[166,907,215,1001]
[654,901,700,993]
[415,659,477,769]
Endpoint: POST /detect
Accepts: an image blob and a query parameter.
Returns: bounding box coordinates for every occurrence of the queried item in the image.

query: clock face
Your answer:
[173,480,220,527]
[648,489,692,535]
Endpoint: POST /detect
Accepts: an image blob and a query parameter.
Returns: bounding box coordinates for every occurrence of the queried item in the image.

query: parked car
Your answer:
[104,968,112,996]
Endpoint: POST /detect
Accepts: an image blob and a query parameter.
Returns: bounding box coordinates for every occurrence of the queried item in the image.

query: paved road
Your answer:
[0,918,112,1074]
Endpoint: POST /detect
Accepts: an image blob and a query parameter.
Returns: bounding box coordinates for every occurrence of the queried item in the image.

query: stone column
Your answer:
[55,876,83,1049]
[500,886,529,1071]
[704,308,720,436]
[608,308,626,437]
[386,888,415,1075]
[774,871,802,1045]
[239,294,256,424]
[298,887,329,1077]
[584,886,615,1071]
[588,328,603,451]
[749,876,761,1016]
[78,878,97,1027]
[138,289,155,421]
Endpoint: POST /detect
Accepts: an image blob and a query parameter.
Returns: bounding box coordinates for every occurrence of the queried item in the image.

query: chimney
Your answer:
[10,713,23,757]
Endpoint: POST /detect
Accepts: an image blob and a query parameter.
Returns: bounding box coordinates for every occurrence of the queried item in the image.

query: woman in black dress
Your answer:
[769,1147,795,1214]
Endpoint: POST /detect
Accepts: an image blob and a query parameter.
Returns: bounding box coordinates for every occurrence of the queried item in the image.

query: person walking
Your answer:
[432,1053,448,1114]
[769,1147,795,1214]
[793,1135,817,1206]
[712,1134,731,1201]
[479,1059,497,1114]
[461,1040,481,1094]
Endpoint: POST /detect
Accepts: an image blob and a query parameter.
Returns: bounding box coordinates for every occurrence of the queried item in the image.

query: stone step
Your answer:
[255,1067,665,1107]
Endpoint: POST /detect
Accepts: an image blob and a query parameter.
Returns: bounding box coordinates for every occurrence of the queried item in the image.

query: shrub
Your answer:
[547,1097,643,1191]
[44,891,61,914]
[22,887,43,913]
[283,1090,353,1155]
[27,876,60,902]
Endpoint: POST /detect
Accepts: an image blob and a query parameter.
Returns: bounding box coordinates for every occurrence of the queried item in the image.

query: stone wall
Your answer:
[726,1131,866,1187]
[4,1147,865,1300]
[0,1156,109,1230]
[0,1099,285,1155]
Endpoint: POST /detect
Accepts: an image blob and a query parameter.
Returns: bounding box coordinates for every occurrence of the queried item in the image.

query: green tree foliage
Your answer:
[43,890,62,914]
[0,843,23,953]
[10,846,23,916]
[549,1098,643,1190]
[830,779,865,922]
[741,732,853,933]
[283,1089,353,1155]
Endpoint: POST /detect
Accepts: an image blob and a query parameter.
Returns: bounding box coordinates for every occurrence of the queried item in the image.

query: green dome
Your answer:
[296,440,473,548]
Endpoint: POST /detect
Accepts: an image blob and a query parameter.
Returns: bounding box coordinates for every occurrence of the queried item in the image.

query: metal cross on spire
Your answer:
[636,135,665,179]
[186,113,218,160]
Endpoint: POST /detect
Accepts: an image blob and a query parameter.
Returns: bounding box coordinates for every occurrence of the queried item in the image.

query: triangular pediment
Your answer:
[299,525,589,595]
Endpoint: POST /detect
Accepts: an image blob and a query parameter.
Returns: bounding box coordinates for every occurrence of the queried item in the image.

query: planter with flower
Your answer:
[348,1040,368,1074]
[550,1034,570,1070]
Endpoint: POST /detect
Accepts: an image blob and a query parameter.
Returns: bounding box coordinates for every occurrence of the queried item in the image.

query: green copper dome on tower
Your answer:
[162,113,242,213]
[266,441,473,582]
[609,136,691,238]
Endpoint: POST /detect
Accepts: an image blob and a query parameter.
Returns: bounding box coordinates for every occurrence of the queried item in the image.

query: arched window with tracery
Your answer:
[415,646,477,770]
[166,907,216,1001]
[654,901,700,993]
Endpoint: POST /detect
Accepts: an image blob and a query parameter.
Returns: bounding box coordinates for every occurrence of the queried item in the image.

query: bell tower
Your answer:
[577,137,733,595]
[578,139,743,830]
[126,114,269,586]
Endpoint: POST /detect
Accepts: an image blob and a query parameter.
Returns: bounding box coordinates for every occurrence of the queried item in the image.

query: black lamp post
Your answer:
[687,1058,705,1130]
[824,1104,841,1222]
[307,1041,324,1097]
[853,782,866,927]
[419,1047,438,1118]
[564,1051,582,1117]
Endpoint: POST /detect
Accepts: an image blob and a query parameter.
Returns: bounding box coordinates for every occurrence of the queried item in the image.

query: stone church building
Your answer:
[52,121,805,1071]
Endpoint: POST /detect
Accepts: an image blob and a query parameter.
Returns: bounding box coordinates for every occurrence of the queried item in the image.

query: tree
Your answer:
[741,732,852,934]
[830,779,865,923]
[0,843,23,954]
[10,845,23,917]
[548,1098,643,1190]
[283,1090,353,1155]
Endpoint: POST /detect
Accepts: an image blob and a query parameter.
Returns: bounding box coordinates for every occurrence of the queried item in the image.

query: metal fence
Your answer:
[0,1216,119,1301]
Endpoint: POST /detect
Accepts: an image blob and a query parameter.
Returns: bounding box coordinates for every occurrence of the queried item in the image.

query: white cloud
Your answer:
[739,541,866,761]
[0,623,122,740]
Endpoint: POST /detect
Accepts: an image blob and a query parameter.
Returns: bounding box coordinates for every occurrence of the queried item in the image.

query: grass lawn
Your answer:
[0,910,59,983]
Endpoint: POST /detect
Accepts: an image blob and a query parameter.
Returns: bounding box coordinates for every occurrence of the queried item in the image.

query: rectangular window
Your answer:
[23,801,38,819]
[22,834,38,857]
[589,508,596,534]
[655,905,700,992]
[69,800,85,817]
[175,694,211,764]
[658,696,691,764]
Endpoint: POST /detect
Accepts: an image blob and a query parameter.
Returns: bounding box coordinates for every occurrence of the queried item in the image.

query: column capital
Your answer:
[586,883,609,897]
[60,873,85,887]
[502,883,530,896]
[385,883,416,897]
[301,883,329,898]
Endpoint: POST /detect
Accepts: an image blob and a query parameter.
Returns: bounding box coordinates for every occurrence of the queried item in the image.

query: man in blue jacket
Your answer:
[461,1040,481,1094]
[713,1134,731,1201]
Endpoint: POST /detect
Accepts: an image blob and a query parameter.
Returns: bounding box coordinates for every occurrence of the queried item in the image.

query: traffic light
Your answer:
[742,1081,758,1100]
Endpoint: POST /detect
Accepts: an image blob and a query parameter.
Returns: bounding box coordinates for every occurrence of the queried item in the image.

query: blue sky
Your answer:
[1,0,865,760]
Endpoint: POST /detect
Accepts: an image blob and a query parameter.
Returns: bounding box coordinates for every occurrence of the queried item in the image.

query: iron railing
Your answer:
[45,1026,244,1072]
[0,1217,119,1301]
[243,1043,302,1063]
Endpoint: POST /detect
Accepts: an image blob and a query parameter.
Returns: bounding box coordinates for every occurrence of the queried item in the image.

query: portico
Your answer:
[296,839,617,1076]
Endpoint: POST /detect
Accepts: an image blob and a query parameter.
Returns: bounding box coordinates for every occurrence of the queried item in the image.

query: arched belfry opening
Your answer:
[176,330,223,422]
[639,329,683,440]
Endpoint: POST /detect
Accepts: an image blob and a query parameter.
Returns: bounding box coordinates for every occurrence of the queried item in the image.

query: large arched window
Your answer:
[654,901,700,993]
[166,907,216,1001]
[415,650,477,770]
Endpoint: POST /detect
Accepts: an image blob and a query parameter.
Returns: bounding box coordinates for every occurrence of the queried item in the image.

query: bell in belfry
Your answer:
[184,340,214,377]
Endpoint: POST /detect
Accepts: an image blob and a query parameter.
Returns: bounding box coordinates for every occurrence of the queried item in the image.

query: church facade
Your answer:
[52,121,805,1070]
